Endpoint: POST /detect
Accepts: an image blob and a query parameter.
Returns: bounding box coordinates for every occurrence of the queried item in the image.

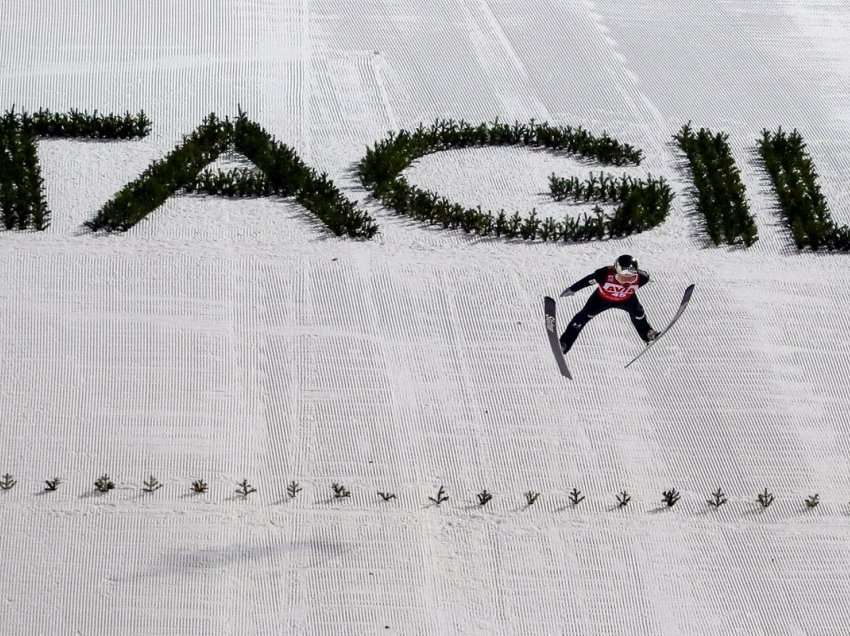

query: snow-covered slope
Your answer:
[2,1,850,634]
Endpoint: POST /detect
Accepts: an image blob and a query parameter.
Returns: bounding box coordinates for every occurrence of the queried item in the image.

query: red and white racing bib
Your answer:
[597,272,639,301]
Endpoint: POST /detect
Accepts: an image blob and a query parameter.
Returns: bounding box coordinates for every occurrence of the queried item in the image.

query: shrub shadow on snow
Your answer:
[741,507,775,519]
[77,490,110,500]
[648,505,673,514]
[116,539,351,583]
[746,145,800,257]
[666,138,719,251]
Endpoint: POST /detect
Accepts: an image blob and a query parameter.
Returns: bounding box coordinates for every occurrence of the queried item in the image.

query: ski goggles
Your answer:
[615,261,638,276]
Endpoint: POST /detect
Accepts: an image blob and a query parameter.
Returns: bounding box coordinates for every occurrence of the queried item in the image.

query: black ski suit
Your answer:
[559,266,654,354]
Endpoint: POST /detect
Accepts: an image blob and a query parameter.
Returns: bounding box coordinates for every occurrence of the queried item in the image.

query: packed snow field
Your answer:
[2,1,850,634]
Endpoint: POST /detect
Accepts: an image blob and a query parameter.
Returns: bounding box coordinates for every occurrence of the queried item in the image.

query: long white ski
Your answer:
[625,284,696,369]
[543,296,572,379]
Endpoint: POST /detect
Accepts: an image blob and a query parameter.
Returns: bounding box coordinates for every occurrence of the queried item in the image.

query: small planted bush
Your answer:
[569,488,585,506]
[331,483,351,499]
[524,491,540,506]
[286,481,302,499]
[707,488,728,509]
[377,491,397,501]
[236,479,257,498]
[142,475,163,493]
[476,489,493,506]
[191,479,209,494]
[756,488,774,508]
[44,477,61,492]
[0,473,17,491]
[429,485,449,506]
[94,474,115,493]
[616,491,631,508]
[662,489,681,508]
[805,494,820,509]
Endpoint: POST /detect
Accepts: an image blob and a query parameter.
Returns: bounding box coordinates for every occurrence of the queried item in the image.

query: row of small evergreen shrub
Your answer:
[356,119,662,242]
[0,474,829,513]
[357,119,642,190]
[1,108,152,231]
[0,107,151,139]
[756,127,850,251]
[8,109,849,248]
[86,110,378,237]
[85,114,232,231]
[0,112,49,230]
[674,123,758,247]
[16,108,151,139]
[185,167,274,198]
[230,111,378,238]
[548,171,673,239]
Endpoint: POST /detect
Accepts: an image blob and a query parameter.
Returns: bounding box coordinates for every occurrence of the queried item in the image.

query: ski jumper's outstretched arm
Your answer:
[560,268,607,297]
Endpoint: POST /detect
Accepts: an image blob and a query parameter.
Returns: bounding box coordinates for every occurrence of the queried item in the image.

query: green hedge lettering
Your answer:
[757,127,850,251]
[356,118,671,242]
[674,123,757,247]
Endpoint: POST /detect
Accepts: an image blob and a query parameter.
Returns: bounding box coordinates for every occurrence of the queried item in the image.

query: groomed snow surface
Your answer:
[2,1,850,634]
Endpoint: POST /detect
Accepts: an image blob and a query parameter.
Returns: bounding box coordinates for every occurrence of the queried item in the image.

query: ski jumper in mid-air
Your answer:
[559,254,658,354]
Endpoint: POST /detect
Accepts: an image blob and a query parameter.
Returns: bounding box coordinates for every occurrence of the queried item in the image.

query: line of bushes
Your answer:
[85,114,232,231]
[0,111,49,230]
[356,118,660,242]
[0,472,831,515]
[86,110,378,238]
[231,111,378,238]
[358,119,642,188]
[674,123,758,246]
[1,107,153,231]
[757,127,850,251]
[548,171,673,239]
[16,107,151,139]
[185,167,274,198]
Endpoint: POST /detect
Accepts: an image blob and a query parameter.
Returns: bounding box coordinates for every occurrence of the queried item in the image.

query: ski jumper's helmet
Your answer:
[615,254,638,277]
